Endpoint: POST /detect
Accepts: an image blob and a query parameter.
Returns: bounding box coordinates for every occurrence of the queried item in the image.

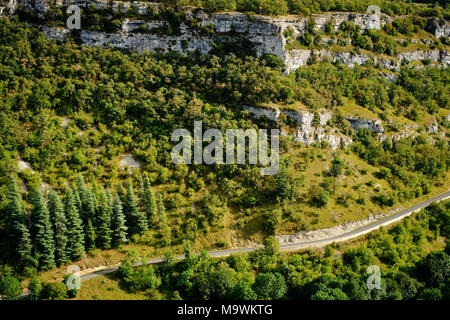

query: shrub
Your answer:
[0,277,22,300]
[42,282,68,300]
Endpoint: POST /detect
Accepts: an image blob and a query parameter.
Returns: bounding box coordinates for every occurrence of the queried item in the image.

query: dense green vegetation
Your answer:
[88,200,449,300]
[4,200,447,300]
[0,5,448,300]
[2,176,157,272]
[122,0,450,18]
[290,16,448,56]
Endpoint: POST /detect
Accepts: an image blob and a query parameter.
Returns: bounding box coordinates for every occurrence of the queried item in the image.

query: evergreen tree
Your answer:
[75,175,96,226]
[91,180,100,207]
[73,189,83,217]
[30,188,56,270]
[6,179,32,268]
[157,193,167,225]
[47,190,68,266]
[117,183,126,203]
[111,193,128,247]
[64,188,85,261]
[275,165,294,201]
[16,223,34,269]
[157,193,171,246]
[137,174,144,205]
[28,277,42,300]
[85,218,96,252]
[141,176,157,223]
[123,182,148,236]
[96,189,112,249]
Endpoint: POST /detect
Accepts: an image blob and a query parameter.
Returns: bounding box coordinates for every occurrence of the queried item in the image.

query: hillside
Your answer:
[0,0,448,301]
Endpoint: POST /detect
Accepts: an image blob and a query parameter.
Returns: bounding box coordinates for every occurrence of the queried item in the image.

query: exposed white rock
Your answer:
[119,154,141,173]
[345,116,384,133]
[243,106,281,122]
[17,158,33,171]
[80,30,215,55]
[427,120,439,134]
[426,17,450,38]
[377,130,419,143]
[277,209,402,244]
[243,106,352,150]
[38,25,70,40]
[60,117,72,129]
[4,3,449,73]
[121,19,165,33]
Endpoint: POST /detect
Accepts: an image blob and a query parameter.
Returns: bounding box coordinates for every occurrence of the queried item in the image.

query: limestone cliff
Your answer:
[1,1,449,73]
[243,105,444,149]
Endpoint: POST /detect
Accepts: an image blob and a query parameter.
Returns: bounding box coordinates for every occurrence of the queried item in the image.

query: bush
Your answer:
[311,190,330,208]
[375,167,391,179]
[28,278,42,300]
[262,210,282,234]
[253,272,287,299]
[42,282,68,300]
[118,252,161,293]
[330,157,345,177]
[0,277,22,300]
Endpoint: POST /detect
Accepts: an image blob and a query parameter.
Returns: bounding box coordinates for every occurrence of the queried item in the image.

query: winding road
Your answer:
[80,190,450,282]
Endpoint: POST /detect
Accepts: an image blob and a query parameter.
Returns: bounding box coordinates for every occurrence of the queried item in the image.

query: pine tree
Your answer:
[91,180,100,207]
[75,175,96,226]
[123,182,148,236]
[137,174,144,205]
[141,176,156,223]
[117,183,126,203]
[30,188,56,270]
[73,189,83,217]
[47,190,68,267]
[6,179,32,268]
[157,193,167,225]
[96,189,112,249]
[157,193,171,246]
[16,223,33,268]
[64,188,85,261]
[111,193,128,247]
[85,218,96,252]
[275,165,294,201]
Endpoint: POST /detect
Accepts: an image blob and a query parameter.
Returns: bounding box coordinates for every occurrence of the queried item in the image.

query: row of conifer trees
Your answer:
[5,174,169,271]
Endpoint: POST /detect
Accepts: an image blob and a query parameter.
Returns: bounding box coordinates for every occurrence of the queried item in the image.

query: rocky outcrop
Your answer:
[78,29,214,55]
[426,120,439,134]
[241,105,422,149]
[285,48,449,73]
[2,1,449,73]
[345,116,384,133]
[243,106,352,150]
[427,17,450,38]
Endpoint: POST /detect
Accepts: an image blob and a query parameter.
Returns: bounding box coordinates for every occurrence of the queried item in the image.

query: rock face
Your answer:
[2,1,449,73]
[345,116,384,133]
[427,120,439,134]
[242,105,420,149]
[427,17,450,38]
[243,106,352,150]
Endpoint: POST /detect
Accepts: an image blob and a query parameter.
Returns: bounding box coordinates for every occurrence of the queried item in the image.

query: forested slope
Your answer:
[0,1,448,300]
